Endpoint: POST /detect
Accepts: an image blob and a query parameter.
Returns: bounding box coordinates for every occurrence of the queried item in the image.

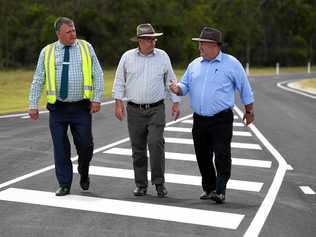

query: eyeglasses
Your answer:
[139,37,157,42]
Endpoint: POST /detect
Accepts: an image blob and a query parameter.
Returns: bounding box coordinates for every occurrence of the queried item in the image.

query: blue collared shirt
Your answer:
[29,40,104,109]
[178,51,254,116]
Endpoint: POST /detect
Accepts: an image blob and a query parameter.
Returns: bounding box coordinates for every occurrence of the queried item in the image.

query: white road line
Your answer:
[181,120,245,127]
[73,165,264,192]
[0,114,192,189]
[0,138,130,189]
[0,188,244,229]
[104,148,272,168]
[165,137,262,150]
[299,186,315,195]
[234,115,239,119]
[233,106,289,237]
[277,80,316,100]
[164,127,252,137]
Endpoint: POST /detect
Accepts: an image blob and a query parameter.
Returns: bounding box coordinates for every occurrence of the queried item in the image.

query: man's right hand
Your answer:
[169,80,180,95]
[115,100,125,121]
[29,109,39,120]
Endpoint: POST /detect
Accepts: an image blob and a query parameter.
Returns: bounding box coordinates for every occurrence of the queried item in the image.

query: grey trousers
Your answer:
[126,103,166,188]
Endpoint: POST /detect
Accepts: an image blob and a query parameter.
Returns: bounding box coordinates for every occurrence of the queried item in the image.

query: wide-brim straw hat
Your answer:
[130,23,163,42]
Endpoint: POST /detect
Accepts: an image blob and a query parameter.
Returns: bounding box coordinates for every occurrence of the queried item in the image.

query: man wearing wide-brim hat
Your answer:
[170,26,255,204]
[112,23,181,198]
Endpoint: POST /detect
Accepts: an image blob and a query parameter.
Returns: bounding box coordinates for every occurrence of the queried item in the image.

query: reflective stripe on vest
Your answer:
[44,40,93,104]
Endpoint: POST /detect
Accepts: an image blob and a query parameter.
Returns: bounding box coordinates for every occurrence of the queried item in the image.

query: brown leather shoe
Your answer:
[133,187,147,196]
[55,187,70,196]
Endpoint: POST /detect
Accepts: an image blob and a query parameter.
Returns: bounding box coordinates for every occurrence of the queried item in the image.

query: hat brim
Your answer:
[130,33,163,42]
[192,38,219,43]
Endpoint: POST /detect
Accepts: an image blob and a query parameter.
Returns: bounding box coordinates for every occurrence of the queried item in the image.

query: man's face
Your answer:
[56,23,76,46]
[138,37,157,54]
[199,41,219,60]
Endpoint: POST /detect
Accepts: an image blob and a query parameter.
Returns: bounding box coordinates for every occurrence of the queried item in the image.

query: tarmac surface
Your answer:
[0,73,315,237]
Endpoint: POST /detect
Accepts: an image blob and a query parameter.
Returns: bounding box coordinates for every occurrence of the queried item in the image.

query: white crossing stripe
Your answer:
[165,137,262,150]
[104,148,271,168]
[234,115,238,119]
[182,120,245,127]
[74,165,263,192]
[299,186,315,195]
[164,127,252,137]
[0,188,244,229]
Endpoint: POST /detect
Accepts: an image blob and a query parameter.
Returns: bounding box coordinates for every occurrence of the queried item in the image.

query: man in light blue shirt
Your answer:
[170,27,255,204]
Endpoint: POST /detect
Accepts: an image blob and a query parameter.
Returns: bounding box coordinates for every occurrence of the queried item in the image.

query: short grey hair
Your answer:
[54,17,74,32]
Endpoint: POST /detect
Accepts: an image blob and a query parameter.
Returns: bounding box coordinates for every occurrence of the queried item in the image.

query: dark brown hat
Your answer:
[192,27,222,44]
[130,23,163,42]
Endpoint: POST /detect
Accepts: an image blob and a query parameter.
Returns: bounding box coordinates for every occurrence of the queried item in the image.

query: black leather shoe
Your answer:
[200,190,216,200]
[80,176,90,191]
[156,184,168,197]
[133,187,147,196]
[55,187,70,196]
[211,193,226,204]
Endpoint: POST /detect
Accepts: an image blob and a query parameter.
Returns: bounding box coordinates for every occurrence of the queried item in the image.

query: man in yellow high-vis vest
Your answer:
[28,17,104,196]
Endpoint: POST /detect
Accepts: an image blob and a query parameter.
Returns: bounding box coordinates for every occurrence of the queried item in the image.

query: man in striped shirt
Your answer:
[29,17,104,196]
[112,23,181,197]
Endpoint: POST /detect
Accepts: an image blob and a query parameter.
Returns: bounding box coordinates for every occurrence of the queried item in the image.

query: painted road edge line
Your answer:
[233,106,289,237]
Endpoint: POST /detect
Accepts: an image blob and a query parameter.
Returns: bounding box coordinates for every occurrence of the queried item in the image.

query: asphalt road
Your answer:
[0,73,315,237]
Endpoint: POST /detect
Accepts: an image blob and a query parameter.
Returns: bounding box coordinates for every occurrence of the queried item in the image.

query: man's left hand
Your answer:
[243,112,255,126]
[171,102,180,121]
[90,102,101,113]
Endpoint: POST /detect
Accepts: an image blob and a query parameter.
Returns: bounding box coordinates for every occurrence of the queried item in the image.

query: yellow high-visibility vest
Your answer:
[44,39,93,104]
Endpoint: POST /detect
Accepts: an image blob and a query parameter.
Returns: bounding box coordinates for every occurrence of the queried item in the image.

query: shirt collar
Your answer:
[136,47,156,57]
[56,40,78,48]
[200,51,222,63]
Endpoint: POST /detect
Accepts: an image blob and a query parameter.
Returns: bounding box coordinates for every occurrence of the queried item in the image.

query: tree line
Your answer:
[0,0,315,69]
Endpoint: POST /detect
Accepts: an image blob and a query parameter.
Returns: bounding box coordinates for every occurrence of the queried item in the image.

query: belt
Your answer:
[194,108,232,119]
[127,100,164,109]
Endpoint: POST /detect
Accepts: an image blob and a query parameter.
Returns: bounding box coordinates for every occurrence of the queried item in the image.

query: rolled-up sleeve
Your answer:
[164,54,181,103]
[112,53,127,100]
[234,62,254,105]
[178,64,192,96]
[29,48,46,109]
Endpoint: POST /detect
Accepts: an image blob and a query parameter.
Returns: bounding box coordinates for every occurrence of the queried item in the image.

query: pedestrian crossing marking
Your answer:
[73,165,264,192]
[165,137,262,150]
[103,148,272,168]
[299,186,315,195]
[0,188,244,229]
[164,127,252,137]
[181,120,245,127]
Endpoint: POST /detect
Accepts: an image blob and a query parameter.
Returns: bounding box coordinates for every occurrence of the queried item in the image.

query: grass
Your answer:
[0,67,315,115]
[0,69,115,115]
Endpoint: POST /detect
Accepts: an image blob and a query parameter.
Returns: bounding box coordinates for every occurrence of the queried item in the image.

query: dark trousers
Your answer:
[126,103,165,188]
[47,100,93,188]
[192,109,233,195]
